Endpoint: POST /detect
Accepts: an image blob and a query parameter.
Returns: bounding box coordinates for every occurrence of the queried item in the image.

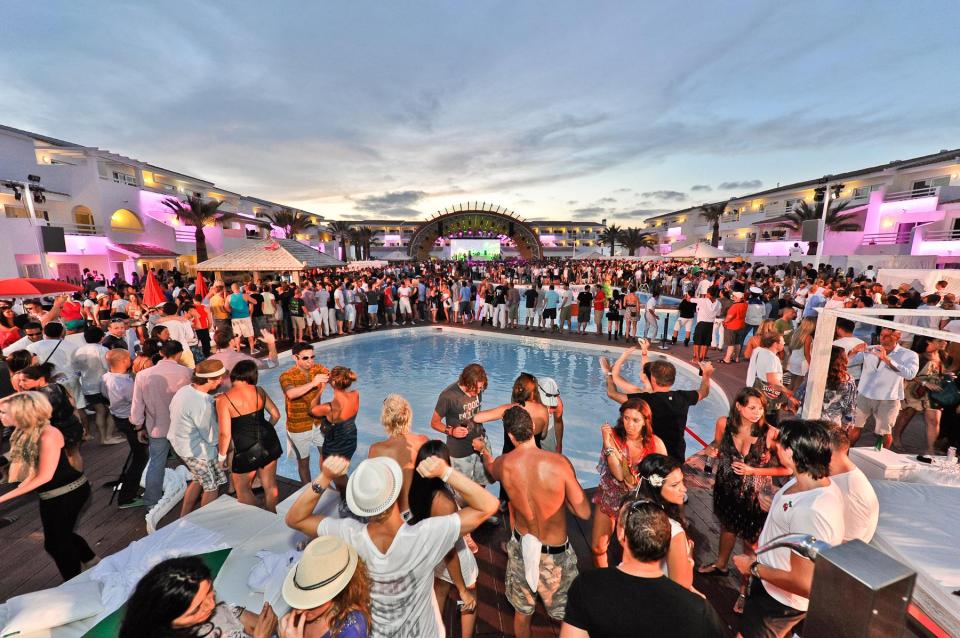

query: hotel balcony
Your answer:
[911,226,960,258]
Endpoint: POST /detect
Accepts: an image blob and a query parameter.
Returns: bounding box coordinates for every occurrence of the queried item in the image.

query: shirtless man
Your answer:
[474,407,590,638]
[367,394,428,519]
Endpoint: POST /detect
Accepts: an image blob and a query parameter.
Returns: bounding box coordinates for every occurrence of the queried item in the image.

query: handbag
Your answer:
[929,377,960,409]
[231,389,282,474]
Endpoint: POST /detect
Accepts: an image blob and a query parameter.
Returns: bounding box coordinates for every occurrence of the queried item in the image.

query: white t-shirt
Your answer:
[645,296,658,319]
[758,478,845,611]
[833,336,865,379]
[660,517,685,577]
[318,514,461,638]
[830,468,879,543]
[746,347,782,387]
[694,297,721,322]
[944,319,960,336]
[72,343,109,395]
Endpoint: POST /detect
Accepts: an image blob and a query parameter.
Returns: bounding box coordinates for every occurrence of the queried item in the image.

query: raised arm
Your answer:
[697,361,714,401]
[417,456,498,536]
[257,330,279,368]
[610,346,649,394]
[284,456,350,537]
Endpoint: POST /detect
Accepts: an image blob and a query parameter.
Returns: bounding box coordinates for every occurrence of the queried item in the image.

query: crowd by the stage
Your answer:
[1,257,959,638]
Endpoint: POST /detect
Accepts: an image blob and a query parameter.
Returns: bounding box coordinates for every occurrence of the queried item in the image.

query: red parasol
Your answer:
[0,278,82,297]
[141,270,166,307]
[194,274,209,299]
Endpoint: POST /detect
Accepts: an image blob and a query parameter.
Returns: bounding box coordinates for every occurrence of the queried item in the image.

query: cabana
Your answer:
[193,239,343,282]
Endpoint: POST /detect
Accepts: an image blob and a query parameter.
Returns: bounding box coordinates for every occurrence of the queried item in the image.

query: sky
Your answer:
[4,1,960,224]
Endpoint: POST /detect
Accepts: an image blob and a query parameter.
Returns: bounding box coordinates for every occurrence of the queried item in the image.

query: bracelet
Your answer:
[441,467,454,483]
[603,447,617,457]
[217,453,227,464]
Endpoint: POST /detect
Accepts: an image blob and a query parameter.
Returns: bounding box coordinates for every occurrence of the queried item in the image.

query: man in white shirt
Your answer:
[691,286,721,364]
[734,420,845,638]
[285,455,499,638]
[852,328,920,448]
[746,332,799,413]
[73,325,124,444]
[157,302,198,368]
[832,317,866,380]
[828,428,879,543]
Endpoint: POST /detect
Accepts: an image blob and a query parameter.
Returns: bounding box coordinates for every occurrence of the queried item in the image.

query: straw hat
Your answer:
[537,377,561,408]
[282,536,358,610]
[345,457,403,517]
[194,359,226,379]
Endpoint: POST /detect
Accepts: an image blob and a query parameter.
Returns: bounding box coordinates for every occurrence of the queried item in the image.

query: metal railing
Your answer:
[883,186,939,202]
[174,227,196,243]
[41,220,99,236]
[861,231,912,246]
[921,228,960,242]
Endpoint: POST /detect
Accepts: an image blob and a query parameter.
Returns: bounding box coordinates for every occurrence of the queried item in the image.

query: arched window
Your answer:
[110,208,144,232]
[72,206,95,233]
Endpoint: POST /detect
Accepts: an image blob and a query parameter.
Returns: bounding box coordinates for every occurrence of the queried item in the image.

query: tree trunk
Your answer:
[711,220,720,247]
[194,226,209,263]
[339,238,347,261]
[628,247,636,256]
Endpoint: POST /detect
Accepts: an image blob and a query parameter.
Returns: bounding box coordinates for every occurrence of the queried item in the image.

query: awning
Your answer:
[113,243,180,258]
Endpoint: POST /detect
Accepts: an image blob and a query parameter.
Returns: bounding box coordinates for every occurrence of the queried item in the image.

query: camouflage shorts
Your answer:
[505,535,578,619]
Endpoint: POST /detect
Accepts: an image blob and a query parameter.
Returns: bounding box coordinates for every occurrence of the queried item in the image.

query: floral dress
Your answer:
[796,379,857,426]
[712,425,774,544]
[592,434,657,518]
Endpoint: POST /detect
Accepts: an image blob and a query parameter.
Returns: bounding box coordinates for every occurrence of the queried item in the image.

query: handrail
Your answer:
[861,232,912,245]
[884,186,939,202]
[921,228,960,242]
[40,220,98,235]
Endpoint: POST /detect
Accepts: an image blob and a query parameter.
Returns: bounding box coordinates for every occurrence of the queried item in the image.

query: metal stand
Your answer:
[105,448,134,505]
[658,313,671,350]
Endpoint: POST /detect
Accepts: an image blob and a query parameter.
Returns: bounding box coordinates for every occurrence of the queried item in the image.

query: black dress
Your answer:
[712,424,772,544]
[225,389,282,474]
[40,384,84,447]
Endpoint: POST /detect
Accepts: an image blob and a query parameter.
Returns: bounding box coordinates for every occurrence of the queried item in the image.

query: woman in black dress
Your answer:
[215,360,282,512]
[310,366,359,494]
[699,387,790,576]
[17,364,85,471]
[606,289,622,341]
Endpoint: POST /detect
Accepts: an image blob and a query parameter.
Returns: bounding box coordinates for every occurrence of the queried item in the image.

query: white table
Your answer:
[849,448,960,487]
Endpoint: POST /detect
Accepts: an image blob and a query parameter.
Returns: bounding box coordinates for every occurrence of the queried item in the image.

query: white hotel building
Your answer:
[0,125,321,281]
[646,148,960,270]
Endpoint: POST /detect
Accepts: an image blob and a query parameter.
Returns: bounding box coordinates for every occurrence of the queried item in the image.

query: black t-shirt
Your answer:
[577,290,593,308]
[288,297,304,317]
[524,289,539,308]
[494,285,507,305]
[434,382,483,458]
[678,299,697,318]
[279,290,294,312]
[250,293,264,317]
[627,390,699,461]
[564,569,727,638]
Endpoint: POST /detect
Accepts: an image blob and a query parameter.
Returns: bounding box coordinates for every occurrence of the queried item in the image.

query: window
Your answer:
[785,198,802,212]
[853,184,882,199]
[3,205,29,219]
[110,208,144,232]
[112,171,137,186]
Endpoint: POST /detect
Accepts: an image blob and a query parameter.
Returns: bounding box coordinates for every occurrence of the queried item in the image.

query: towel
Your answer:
[520,533,542,591]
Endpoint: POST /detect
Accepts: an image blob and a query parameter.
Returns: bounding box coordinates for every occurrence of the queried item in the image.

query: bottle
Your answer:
[874,436,884,452]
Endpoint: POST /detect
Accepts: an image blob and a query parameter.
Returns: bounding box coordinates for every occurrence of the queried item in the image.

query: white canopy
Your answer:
[382,250,412,261]
[572,250,608,260]
[667,243,735,258]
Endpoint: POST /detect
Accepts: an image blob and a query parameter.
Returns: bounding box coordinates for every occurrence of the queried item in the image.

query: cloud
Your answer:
[613,208,668,220]
[640,190,687,201]
[377,207,426,219]
[718,179,763,190]
[598,197,617,204]
[690,184,712,192]
[572,206,606,216]
[354,190,428,211]
[614,188,632,193]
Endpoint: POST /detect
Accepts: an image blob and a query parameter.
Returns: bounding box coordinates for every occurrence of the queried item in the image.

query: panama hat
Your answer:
[537,377,561,408]
[282,536,358,610]
[345,457,403,517]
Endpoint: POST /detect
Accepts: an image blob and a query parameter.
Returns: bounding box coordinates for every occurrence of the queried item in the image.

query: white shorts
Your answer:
[287,425,325,460]
[231,317,254,338]
[399,298,412,314]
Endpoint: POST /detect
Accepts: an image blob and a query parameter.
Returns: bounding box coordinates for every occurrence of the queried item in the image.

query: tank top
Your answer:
[224,389,269,452]
[36,445,83,493]
[193,305,210,330]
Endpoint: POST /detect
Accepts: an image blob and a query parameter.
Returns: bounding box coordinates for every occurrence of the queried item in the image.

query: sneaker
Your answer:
[118,497,145,510]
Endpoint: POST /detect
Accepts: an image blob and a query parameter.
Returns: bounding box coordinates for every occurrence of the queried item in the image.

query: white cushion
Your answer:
[1,581,103,637]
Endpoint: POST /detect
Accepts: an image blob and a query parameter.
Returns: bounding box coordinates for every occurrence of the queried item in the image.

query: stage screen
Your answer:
[449,238,501,260]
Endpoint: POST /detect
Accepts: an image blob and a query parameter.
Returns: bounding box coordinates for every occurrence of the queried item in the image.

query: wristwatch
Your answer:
[311,481,325,495]
[749,560,761,579]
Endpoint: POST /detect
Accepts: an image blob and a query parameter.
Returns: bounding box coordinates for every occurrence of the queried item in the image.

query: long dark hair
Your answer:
[119,556,216,638]
[614,397,653,447]
[407,440,452,525]
[636,453,686,531]
[724,387,767,443]
[511,373,539,405]
[826,345,850,390]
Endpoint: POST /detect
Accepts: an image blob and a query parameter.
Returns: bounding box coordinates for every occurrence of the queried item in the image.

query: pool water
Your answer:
[258,328,728,488]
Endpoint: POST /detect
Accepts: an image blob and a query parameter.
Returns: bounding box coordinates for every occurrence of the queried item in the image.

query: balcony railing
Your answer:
[921,228,960,242]
[883,186,939,202]
[861,231,912,246]
[41,220,99,236]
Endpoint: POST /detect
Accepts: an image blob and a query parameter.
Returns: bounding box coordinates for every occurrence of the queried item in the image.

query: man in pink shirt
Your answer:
[130,340,192,509]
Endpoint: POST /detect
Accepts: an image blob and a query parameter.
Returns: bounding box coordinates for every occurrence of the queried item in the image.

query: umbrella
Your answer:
[194,274,209,299]
[0,278,82,297]
[141,270,166,307]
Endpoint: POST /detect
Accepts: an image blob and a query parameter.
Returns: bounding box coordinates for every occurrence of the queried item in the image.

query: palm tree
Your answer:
[355,226,377,259]
[161,195,241,262]
[775,200,859,255]
[348,228,363,260]
[698,202,727,247]
[262,208,316,239]
[622,227,658,256]
[326,221,353,261]
[598,224,623,256]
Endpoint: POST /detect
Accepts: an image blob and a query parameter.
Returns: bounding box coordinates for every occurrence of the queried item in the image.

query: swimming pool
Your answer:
[258,328,728,488]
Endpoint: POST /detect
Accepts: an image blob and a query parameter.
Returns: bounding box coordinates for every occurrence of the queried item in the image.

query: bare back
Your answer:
[499,446,585,545]
[368,432,428,512]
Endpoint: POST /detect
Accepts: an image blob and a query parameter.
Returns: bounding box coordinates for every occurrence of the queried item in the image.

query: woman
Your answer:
[0,306,19,350]
[310,367,359,492]
[0,392,96,580]
[473,373,549,453]
[786,316,816,390]
[95,294,113,328]
[408,441,478,638]
[622,285,639,343]
[17,364,85,471]
[134,338,161,375]
[894,336,948,453]
[367,394,428,518]
[7,349,35,391]
[721,292,748,364]
[126,294,147,342]
[795,346,857,427]
[151,324,171,343]
[216,360,282,512]
[700,388,788,579]
[742,319,778,361]
[606,288,622,342]
[590,398,666,567]
[636,454,695,590]
[428,281,439,323]
[120,556,279,638]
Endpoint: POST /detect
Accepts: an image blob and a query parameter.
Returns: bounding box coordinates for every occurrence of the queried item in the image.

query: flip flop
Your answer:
[697,563,730,576]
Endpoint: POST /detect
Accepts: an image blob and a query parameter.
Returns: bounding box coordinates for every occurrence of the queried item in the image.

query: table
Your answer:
[849,448,960,487]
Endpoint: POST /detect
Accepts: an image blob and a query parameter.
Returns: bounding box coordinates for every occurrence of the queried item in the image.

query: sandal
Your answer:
[697,563,729,576]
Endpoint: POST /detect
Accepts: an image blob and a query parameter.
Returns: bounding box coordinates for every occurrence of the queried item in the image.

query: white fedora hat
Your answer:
[282,536,358,610]
[537,377,561,408]
[345,457,403,518]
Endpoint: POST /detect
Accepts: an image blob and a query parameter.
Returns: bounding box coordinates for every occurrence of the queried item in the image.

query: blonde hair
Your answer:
[757,319,777,335]
[790,316,817,351]
[1,390,53,432]
[380,394,412,436]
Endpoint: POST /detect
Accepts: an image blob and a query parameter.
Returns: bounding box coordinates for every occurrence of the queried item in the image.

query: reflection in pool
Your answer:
[257,328,728,488]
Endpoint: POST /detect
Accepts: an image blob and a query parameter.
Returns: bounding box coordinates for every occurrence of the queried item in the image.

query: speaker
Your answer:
[801,219,820,242]
[40,226,66,253]
[508,222,515,236]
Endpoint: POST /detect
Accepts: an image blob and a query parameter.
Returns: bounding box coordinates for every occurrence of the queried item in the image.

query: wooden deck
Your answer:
[0,324,934,636]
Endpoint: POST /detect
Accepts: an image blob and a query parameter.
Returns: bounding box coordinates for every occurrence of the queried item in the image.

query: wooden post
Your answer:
[801,308,837,420]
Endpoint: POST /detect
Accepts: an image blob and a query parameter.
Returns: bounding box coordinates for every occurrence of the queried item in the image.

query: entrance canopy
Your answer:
[194,239,343,272]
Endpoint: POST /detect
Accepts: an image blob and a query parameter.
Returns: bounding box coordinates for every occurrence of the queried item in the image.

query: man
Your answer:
[130,340,192,509]
[576,285,593,334]
[168,359,228,517]
[301,282,319,340]
[73,325,123,444]
[430,363,495,497]
[746,332,799,421]
[493,279,509,329]
[207,327,278,375]
[773,306,796,347]
[157,302,197,368]
[561,500,726,638]
[671,292,696,346]
[208,283,232,337]
[2,320,42,356]
[474,407,590,638]
[558,282,574,334]
[459,280,472,326]
[285,453,499,638]
[692,286,721,363]
[279,342,330,484]
[397,278,414,324]
[248,283,267,335]
[537,376,565,454]
[853,328,919,448]
[542,284,561,333]
[228,282,255,352]
[644,288,661,340]
[101,318,130,351]
[734,419,845,638]
[832,317,866,381]
[828,428,879,543]
[101,348,148,509]
[314,281,331,337]
[507,281,522,329]
[604,346,713,462]
[523,283,540,330]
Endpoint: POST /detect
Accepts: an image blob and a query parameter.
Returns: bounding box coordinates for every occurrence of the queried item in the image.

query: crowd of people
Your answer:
[0,256,958,637]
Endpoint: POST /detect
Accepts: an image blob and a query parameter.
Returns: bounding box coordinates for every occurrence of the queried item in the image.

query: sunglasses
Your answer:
[298,354,315,360]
